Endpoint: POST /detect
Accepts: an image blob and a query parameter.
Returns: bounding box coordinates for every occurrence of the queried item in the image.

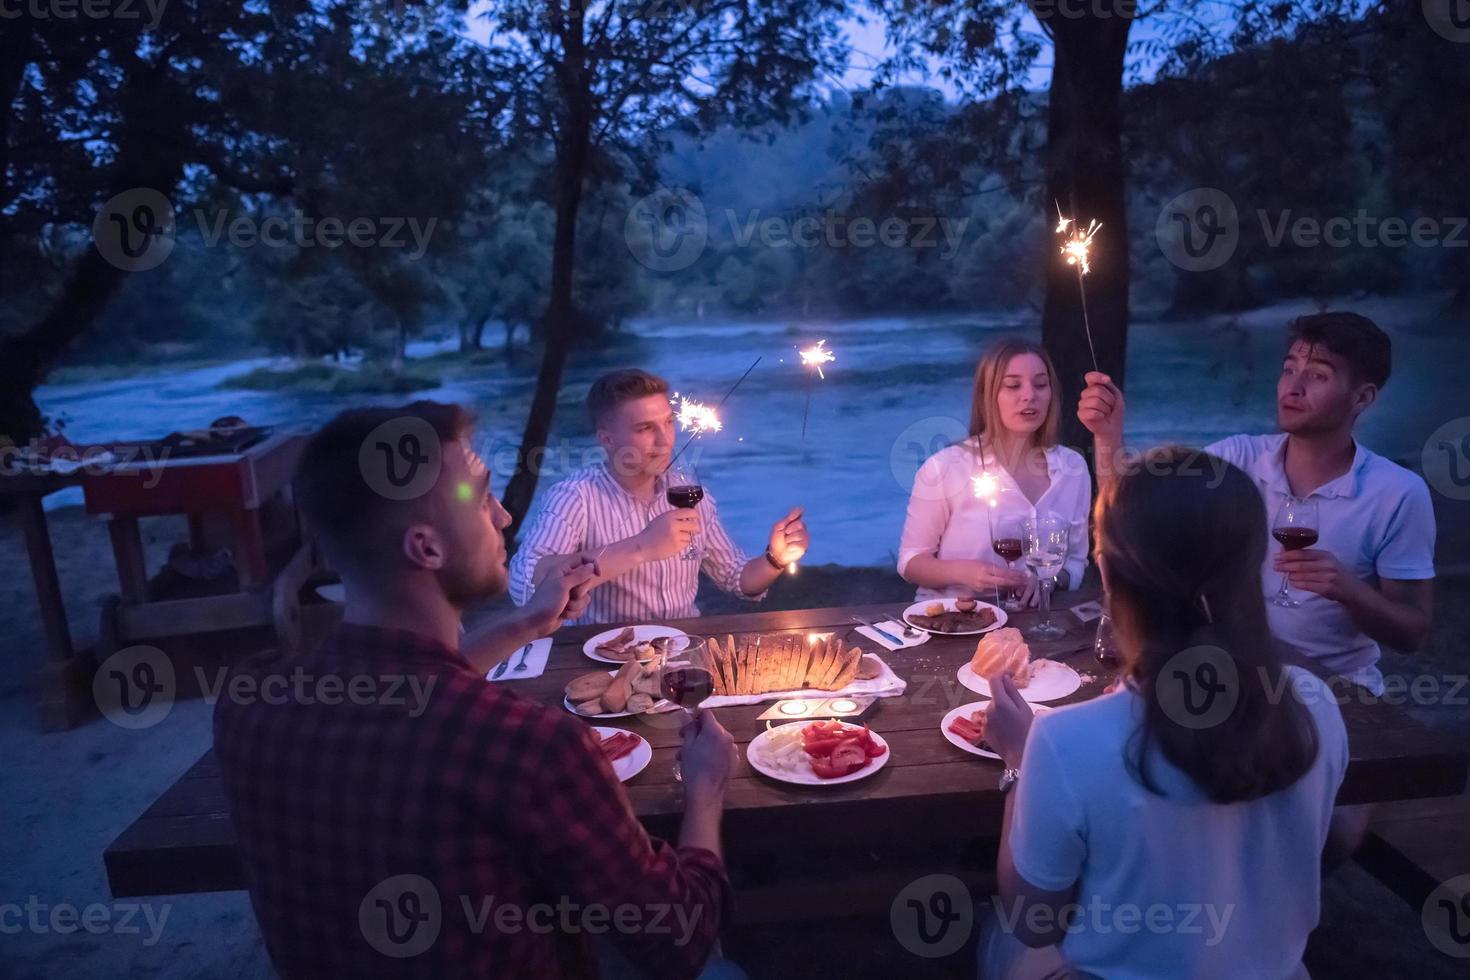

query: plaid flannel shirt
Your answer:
[214,623,730,979]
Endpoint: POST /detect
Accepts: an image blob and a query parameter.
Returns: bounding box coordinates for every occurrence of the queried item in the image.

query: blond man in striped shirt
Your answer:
[509,369,810,626]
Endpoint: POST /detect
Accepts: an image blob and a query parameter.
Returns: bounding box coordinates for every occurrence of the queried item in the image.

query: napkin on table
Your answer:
[855,620,929,652]
[487,638,553,681]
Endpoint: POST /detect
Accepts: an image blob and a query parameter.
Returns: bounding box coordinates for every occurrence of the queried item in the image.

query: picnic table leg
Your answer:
[231,508,269,590]
[18,493,95,730]
[108,516,149,604]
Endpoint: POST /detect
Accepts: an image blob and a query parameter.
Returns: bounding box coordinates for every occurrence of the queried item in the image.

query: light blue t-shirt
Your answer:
[1007,666,1348,980]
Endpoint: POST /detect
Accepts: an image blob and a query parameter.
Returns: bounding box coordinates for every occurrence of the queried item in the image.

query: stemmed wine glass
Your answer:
[1094,612,1120,667]
[990,513,1026,612]
[664,460,703,561]
[659,637,714,783]
[1022,514,1069,639]
[1270,496,1320,608]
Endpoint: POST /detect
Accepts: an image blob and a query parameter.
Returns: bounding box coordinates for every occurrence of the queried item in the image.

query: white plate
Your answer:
[592,726,652,782]
[902,598,1008,636]
[746,723,891,786]
[583,625,690,664]
[940,700,1054,760]
[563,671,678,719]
[956,659,1081,703]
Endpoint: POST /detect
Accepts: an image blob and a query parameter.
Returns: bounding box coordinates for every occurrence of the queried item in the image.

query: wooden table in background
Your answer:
[106,591,1469,916]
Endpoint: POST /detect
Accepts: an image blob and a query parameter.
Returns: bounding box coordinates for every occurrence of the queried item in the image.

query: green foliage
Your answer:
[219,361,441,394]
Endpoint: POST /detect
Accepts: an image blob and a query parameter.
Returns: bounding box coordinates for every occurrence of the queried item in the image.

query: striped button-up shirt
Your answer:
[509,462,763,625]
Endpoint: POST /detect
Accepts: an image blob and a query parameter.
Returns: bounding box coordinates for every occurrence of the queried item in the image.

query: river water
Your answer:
[34,302,1461,567]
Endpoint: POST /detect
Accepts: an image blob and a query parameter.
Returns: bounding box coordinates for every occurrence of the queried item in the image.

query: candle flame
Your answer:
[798,339,836,380]
[675,396,722,435]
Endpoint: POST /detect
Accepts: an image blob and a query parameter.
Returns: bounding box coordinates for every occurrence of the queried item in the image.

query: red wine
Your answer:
[992,537,1024,563]
[661,667,714,708]
[667,485,704,509]
[1272,527,1319,551]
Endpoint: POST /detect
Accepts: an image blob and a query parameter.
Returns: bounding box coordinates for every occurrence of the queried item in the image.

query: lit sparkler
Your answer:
[675,396,722,436]
[971,471,1000,506]
[797,339,836,440]
[665,356,762,470]
[1055,201,1101,372]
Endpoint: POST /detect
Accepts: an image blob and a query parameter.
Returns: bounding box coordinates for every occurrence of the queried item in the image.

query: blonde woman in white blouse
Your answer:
[898,337,1092,606]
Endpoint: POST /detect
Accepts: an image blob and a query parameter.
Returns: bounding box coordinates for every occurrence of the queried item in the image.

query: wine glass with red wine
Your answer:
[991,514,1026,611]
[660,637,714,782]
[664,461,703,560]
[1270,495,1320,608]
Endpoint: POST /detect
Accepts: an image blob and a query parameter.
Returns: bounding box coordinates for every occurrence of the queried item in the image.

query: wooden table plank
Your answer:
[105,592,1469,898]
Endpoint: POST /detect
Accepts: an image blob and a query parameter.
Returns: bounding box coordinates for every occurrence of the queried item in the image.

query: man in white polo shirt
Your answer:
[1078,312,1435,693]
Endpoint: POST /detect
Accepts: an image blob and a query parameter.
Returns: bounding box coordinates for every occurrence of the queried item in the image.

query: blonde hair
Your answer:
[968,337,1061,449]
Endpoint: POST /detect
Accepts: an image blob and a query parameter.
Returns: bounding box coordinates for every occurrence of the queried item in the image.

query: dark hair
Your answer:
[1095,446,1319,804]
[293,401,474,571]
[586,369,670,428]
[1286,311,1391,389]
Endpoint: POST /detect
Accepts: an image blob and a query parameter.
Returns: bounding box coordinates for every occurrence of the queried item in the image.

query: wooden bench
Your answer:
[1355,791,1470,910]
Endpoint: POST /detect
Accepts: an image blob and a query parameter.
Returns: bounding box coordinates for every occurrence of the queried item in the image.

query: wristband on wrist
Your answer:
[763,547,785,571]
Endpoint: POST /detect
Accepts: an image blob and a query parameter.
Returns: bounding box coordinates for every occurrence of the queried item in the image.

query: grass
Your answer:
[219,362,442,395]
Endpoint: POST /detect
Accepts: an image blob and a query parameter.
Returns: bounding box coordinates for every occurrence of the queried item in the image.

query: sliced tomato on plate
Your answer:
[807,756,851,779]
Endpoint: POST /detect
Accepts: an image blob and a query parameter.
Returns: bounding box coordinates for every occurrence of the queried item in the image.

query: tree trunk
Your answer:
[1040,17,1132,456]
[500,8,593,543]
[459,317,480,352]
[0,57,186,444]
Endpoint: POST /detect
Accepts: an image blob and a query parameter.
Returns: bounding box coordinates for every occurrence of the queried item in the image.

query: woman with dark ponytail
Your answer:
[979,447,1358,979]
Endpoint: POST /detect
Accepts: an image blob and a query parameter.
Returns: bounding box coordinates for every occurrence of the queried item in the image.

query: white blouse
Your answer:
[897,439,1092,601]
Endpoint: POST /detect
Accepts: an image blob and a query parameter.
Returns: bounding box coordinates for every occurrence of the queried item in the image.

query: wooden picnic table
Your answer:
[105,590,1469,908]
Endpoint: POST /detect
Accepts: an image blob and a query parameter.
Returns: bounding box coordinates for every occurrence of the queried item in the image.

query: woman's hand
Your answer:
[983,674,1035,769]
[955,559,1029,595]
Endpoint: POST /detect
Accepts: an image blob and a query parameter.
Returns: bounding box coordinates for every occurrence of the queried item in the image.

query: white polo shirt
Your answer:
[1206,433,1436,691]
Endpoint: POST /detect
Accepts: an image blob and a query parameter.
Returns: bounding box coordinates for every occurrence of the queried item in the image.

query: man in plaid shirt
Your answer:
[215,402,739,979]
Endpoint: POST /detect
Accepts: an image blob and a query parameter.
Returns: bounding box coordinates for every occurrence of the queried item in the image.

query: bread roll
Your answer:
[565,672,613,702]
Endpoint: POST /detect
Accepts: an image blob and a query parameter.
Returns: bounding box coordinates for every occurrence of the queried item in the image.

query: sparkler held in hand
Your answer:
[665,356,761,470]
[1055,202,1101,373]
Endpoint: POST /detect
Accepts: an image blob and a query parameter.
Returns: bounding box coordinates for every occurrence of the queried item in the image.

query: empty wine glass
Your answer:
[1022,514,1068,639]
[1270,496,1320,608]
